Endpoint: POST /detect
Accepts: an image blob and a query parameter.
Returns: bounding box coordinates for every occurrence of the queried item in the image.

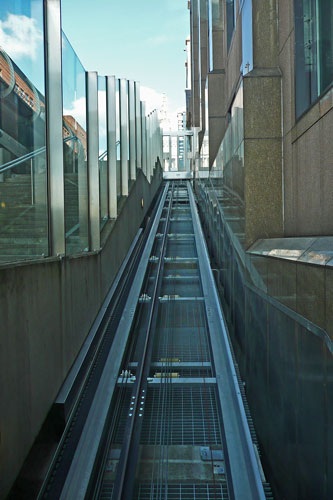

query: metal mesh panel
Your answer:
[166,240,197,258]
[134,483,229,499]
[161,278,201,297]
[169,220,193,233]
[164,262,199,276]
[152,326,210,362]
[141,386,222,445]
[111,384,221,446]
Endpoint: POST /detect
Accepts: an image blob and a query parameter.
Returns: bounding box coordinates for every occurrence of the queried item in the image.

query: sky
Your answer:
[61,0,189,126]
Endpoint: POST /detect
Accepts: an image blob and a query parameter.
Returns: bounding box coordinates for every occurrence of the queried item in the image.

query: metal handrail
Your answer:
[98,140,120,161]
[0,135,77,174]
[0,137,121,174]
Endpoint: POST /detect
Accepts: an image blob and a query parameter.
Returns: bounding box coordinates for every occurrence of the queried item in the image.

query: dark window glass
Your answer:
[295,0,333,118]
[318,0,333,92]
[226,0,235,50]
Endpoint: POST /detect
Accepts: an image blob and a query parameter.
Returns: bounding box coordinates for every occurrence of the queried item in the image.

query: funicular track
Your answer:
[38,181,272,500]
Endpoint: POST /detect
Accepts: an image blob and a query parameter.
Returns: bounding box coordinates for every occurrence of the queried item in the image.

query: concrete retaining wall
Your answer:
[0,167,162,497]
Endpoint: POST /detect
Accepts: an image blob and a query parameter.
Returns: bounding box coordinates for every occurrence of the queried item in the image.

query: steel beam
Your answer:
[106,75,117,218]
[128,80,136,180]
[86,71,100,250]
[44,0,65,255]
[135,82,142,170]
[119,78,129,196]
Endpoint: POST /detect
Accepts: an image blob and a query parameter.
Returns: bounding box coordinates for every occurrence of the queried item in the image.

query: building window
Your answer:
[226,0,235,50]
[294,0,333,118]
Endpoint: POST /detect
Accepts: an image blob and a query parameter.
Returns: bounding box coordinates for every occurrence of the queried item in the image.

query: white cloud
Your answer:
[98,90,107,151]
[140,86,164,114]
[63,96,86,130]
[0,14,42,60]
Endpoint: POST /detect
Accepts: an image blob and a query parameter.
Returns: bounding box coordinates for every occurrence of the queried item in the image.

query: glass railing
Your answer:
[98,76,108,230]
[62,32,89,254]
[210,83,245,246]
[0,1,163,264]
[197,179,332,500]
[0,0,48,261]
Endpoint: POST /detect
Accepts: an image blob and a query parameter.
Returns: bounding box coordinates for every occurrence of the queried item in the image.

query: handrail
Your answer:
[0,135,77,174]
[98,140,120,161]
[0,137,121,174]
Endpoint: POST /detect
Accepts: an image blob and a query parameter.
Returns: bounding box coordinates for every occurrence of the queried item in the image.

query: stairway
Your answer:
[0,172,86,263]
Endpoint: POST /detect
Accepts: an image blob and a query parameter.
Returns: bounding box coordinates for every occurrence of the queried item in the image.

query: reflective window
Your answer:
[295,0,333,117]
[226,0,235,50]
[0,0,48,262]
[62,32,88,254]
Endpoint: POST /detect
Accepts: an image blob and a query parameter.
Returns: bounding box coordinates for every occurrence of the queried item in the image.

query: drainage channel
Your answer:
[41,181,272,500]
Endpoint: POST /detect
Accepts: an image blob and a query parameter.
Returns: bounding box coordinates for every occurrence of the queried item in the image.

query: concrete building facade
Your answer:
[187,1,333,499]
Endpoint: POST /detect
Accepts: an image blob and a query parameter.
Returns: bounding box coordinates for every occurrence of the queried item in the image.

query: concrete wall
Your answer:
[0,167,162,497]
[278,1,333,236]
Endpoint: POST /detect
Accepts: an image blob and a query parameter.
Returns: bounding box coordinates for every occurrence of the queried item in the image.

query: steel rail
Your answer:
[57,183,169,500]
[111,182,175,500]
[187,181,266,500]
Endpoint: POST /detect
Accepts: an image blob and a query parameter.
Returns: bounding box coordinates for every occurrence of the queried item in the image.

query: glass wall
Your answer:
[295,0,333,117]
[98,76,108,229]
[62,32,89,254]
[0,0,48,261]
[0,4,160,263]
[210,83,245,246]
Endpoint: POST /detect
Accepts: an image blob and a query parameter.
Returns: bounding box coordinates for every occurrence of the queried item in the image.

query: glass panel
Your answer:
[116,79,121,200]
[209,83,245,247]
[62,32,88,254]
[226,0,235,50]
[294,0,333,118]
[318,0,333,92]
[98,76,108,230]
[0,0,48,262]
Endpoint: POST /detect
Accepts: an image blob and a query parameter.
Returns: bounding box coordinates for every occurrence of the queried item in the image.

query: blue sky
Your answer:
[61,0,189,120]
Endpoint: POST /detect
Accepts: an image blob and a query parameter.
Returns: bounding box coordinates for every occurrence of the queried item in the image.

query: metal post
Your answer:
[141,102,147,178]
[147,113,152,182]
[44,0,65,255]
[106,75,117,218]
[135,82,142,170]
[128,80,136,181]
[119,79,129,196]
[86,71,100,251]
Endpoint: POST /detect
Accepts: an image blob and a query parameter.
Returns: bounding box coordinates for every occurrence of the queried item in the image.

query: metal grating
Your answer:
[166,240,197,258]
[152,326,210,362]
[110,386,221,446]
[160,279,202,297]
[169,220,193,233]
[141,386,222,445]
[134,483,229,500]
